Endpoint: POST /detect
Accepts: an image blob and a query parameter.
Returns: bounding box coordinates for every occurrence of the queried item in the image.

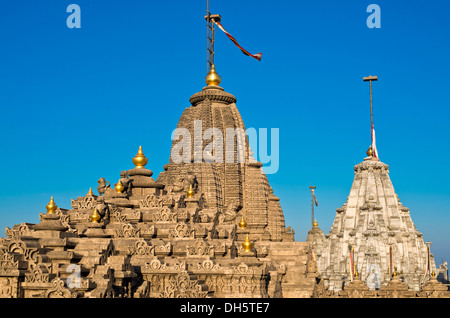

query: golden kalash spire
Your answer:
[45,196,58,214]
[239,216,247,229]
[313,219,318,227]
[205,64,221,86]
[187,184,195,198]
[242,234,253,252]
[86,187,94,196]
[115,180,124,193]
[132,146,148,168]
[90,208,101,223]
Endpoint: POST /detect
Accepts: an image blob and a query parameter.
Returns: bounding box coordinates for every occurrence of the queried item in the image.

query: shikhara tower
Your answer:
[309,77,437,291]
[311,152,436,291]
[0,9,320,298]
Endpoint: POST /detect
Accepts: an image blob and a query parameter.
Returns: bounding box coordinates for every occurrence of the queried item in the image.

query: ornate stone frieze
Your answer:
[115,223,140,238]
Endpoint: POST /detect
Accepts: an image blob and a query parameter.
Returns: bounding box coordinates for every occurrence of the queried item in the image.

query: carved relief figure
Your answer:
[97,178,116,197]
[97,177,111,196]
[95,196,110,221]
[170,176,185,193]
[118,171,133,196]
[184,172,198,192]
[221,199,240,222]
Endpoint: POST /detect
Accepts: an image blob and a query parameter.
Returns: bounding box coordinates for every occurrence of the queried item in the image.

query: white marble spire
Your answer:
[315,154,436,291]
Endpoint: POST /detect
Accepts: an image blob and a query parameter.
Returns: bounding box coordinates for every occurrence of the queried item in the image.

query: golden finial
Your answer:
[90,208,101,223]
[313,219,318,227]
[46,196,58,214]
[86,187,94,196]
[205,64,221,86]
[392,267,397,277]
[115,180,124,193]
[132,146,148,168]
[354,270,359,278]
[431,272,436,278]
[366,145,373,157]
[186,184,195,198]
[242,234,253,252]
[239,216,247,229]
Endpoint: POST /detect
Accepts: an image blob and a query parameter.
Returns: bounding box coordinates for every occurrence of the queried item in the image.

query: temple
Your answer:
[307,147,450,297]
[0,66,319,298]
[0,10,449,297]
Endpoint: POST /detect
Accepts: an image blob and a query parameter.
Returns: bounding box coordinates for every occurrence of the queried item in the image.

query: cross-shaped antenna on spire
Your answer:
[363,75,378,130]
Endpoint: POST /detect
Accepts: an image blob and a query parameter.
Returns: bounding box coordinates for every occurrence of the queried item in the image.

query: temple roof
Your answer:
[315,153,435,291]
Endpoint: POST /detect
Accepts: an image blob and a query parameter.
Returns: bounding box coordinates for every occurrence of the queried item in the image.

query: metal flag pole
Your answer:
[309,186,316,227]
[363,75,378,156]
[206,0,221,72]
[425,242,432,282]
[363,75,378,130]
[206,0,211,72]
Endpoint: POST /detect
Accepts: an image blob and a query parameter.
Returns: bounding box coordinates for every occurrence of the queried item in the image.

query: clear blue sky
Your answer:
[0,0,449,265]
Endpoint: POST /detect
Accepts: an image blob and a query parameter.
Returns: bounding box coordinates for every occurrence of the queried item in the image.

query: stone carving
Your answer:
[115,223,140,238]
[186,240,214,257]
[167,173,198,194]
[0,278,12,298]
[44,278,75,298]
[129,240,155,256]
[197,259,220,271]
[25,263,51,283]
[155,242,172,256]
[153,207,177,223]
[145,258,167,271]
[233,263,252,275]
[118,170,133,196]
[110,206,126,223]
[159,271,209,298]
[7,239,38,262]
[169,222,194,239]
[140,194,163,208]
[95,197,110,221]
[71,196,96,210]
[97,177,115,196]
[0,252,18,271]
[184,172,198,193]
[219,199,240,222]
[139,224,156,238]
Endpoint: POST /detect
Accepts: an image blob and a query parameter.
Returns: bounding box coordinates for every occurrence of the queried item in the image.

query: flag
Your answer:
[424,244,430,281]
[389,246,394,278]
[371,124,379,159]
[349,246,355,281]
[311,248,316,261]
[213,21,262,61]
[312,188,318,206]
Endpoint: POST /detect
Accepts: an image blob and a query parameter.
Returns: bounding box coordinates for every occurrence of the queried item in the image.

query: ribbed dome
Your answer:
[157,85,289,241]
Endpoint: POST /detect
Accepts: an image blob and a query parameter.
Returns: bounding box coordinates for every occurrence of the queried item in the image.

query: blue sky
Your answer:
[0,0,449,265]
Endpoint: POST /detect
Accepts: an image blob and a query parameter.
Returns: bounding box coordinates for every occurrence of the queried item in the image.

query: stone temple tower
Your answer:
[310,150,436,291]
[157,65,291,242]
[0,64,316,298]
